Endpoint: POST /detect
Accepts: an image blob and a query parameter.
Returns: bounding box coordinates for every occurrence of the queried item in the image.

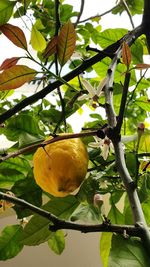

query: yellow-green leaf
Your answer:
[30,25,46,52]
[100,233,112,267]
[57,21,76,66]
[0,65,37,91]
[0,23,27,50]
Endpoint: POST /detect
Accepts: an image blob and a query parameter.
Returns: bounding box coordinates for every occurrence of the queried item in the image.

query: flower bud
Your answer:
[93,193,103,208]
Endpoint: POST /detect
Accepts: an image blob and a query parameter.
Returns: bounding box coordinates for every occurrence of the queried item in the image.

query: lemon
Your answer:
[33,136,89,197]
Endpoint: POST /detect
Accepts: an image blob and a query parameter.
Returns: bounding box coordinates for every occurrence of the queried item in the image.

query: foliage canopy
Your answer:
[0,0,150,266]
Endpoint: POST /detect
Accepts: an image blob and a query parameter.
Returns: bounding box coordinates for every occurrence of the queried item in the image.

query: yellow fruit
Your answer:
[33,136,89,197]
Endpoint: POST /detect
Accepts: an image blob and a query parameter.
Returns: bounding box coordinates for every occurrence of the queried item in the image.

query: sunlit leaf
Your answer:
[21,196,79,246]
[122,42,131,67]
[0,23,27,50]
[0,57,20,71]
[43,36,58,58]
[100,233,112,267]
[139,131,150,153]
[12,176,42,219]
[57,21,76,66]
[0,225,24,260]
[0,65,37,91]
[48,230,65,255]
[108,235,150,266]
[30,25,46,52]
[0,0,16,26]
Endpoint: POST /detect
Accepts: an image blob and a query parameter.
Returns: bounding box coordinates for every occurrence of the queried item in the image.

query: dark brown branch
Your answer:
[142,0,150,53]
[0,191,143,237]
[116,71,131,133]
[74,0,85,28]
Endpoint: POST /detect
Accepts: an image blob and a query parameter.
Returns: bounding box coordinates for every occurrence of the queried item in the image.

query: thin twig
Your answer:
[121,0,135,29]
[78,4,119,24]
[0,130,99,162]
[74,0,85,28]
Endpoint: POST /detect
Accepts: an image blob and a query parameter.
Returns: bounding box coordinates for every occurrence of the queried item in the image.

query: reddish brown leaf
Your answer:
[43,36,58,58]
[0,65,37,91]
[57,21,76,66]
[135,63,150,70]
[122,42,131,67]
[0,23,27,50]
[0,57,20,71]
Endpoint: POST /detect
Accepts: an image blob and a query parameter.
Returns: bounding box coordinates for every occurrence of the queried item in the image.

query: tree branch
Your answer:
[116,71,131,133]
[0,130,99,162]
[0,191,144,237]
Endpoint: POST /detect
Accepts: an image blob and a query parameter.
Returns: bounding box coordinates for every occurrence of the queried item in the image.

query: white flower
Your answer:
[89,136,114,160]
[78,78,107,108]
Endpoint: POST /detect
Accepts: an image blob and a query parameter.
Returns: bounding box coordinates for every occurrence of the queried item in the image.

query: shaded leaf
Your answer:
[30,25,46,52]
[11,176,42,219]
[0,57,20,71]
[122,42,131,67]
[0,225,24,261]
[43,36,58,58]
[0,65,37,91]
[21,196,79,246]
[0,0,16,26]
[71,203,102,223]
[57,21,76,66]
[108,205,124,224]
[48,230,65,255]
[100,233,112,267]
[0,23,27,50]
[1,113,44,142]
[108,235,150,267]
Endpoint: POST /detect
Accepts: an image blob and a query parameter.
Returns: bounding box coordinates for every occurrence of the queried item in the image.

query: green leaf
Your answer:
[0,169,25,188]
[0,225,24,261]
[135,97,150,112]
[48,230,65,255]
[30,25,46,52]
[0,0,16,26]
[126,152,137,177]
[97,28,127,48]
[139,131,150,153]
[11,175,42,219]
[71,203,102,223]
[131,40,143,64]
[2,113,44,142]
[108,205,124,224]
[21,195,79,246]
[100,233,112,267]
[108,235,150,267]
